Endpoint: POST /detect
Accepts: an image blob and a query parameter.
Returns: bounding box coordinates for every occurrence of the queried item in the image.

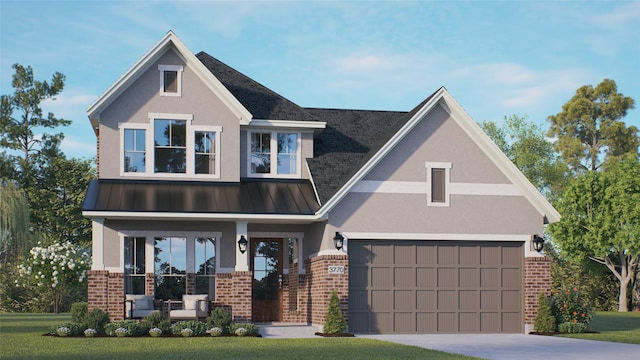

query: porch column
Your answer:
[235,221,249,271]
[91,218,105,270]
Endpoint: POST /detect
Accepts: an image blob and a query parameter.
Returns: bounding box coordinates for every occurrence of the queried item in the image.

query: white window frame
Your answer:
[191,125,222,179]
[425,161,452,207]
[119,123,151,177]
[246,130,302,178]
[158,64,183,97]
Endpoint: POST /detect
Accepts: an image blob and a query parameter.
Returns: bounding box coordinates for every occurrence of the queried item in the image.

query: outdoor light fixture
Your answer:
[238,235,248,254]
[532,234,545,253]
[333,232,344,251]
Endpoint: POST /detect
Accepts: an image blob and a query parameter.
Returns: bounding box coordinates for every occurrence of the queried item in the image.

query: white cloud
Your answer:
[60,136,96,160]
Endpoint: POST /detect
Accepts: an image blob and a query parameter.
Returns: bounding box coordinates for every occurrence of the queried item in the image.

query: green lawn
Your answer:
[0,313,478,360]
[557,311,640,344]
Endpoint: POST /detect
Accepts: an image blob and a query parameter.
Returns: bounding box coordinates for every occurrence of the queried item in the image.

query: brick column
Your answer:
[524,256,551,332]
[215,271,252,322]
[306,255,349,327]
[107,273,125,321]
[87,270,109,313]
[187,273,196,294]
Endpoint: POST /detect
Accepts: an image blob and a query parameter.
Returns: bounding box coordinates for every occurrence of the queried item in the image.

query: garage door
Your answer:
[349,241,523,333]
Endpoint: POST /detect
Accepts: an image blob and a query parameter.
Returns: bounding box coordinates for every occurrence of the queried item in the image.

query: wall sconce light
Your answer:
[532,234,545,253]
[333,232,344,251]
[238,235,248,254]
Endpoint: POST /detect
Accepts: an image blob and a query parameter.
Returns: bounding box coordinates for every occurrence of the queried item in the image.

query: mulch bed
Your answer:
[43,333,261,338]
[314,332,355,337]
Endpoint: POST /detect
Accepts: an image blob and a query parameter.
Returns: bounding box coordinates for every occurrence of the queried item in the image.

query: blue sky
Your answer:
[1,0,639,160]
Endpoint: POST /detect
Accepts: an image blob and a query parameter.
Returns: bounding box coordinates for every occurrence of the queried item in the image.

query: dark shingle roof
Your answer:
[196,52,319,121]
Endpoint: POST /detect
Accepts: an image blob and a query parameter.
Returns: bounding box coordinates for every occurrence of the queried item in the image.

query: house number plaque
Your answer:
[328,266,345,275]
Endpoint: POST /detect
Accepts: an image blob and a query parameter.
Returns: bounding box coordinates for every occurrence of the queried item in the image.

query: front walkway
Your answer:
[258,323,322,338]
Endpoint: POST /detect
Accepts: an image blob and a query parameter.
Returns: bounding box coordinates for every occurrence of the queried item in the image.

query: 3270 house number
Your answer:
[328,266,345,275]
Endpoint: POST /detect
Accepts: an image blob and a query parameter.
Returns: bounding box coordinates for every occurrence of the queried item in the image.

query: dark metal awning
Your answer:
[82,179,321,221]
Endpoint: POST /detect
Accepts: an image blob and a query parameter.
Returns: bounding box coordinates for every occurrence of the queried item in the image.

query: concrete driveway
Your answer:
[357,333,640,360]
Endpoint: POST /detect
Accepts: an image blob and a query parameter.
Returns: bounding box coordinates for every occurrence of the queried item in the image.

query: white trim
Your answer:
[191,125,222,178]
[87,31,252,127]
[83,210,325,222]
[246,130,302,179]
[119,123,151,176]
[342,232,531,242]
[148,112,194,121]
[235,221,249,272]
[248,232,305,275]
[91,218,105,270]
[350,180,521,197]
[426,162,452,207]
[158,64,183,97]
[249,119,326,130]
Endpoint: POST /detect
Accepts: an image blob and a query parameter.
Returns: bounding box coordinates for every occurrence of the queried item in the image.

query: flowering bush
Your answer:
[149,328,163,337]
[207,327,222,337]
[235,327,247,336]
[105,320,147,336]
[84,328,97,337]
[552,286,594,325]
[171,320,207,336]
[558,321,588,333]
[115,327,129,337]
[15,241,90,313]
[57,326,71,337]
[181,328,194,337]
[229,322,259,335]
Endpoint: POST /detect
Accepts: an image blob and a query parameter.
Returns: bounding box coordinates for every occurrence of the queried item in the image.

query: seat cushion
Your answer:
[182,294,208,312]
[125,294,153,313]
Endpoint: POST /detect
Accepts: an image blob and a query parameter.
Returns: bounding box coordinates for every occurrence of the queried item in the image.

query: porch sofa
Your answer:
[169,294,209,321]
[125,294,160,319]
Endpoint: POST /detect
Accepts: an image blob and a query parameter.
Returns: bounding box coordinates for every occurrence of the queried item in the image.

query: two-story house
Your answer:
[83,31,559,334]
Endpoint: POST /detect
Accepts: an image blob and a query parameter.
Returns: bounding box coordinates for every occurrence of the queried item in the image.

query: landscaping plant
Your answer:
[229,322,259,336]
[105,320,148,337]
[552,286,594,330]
[323,290,347,334]
[141,311,171,333]
[171,320,207,336]
[206,307,233,333]
[534,293,556,333]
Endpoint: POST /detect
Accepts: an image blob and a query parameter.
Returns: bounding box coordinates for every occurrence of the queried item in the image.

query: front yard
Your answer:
[0,313,477,360]
[556,311,640,344]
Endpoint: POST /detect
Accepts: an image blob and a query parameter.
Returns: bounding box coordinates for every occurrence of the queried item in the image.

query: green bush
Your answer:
[206,307,233,333]
[534,293,556,333]
[141,312,171,333]
[49,322,85,336]
[229,322,259,335]
[171,320,207,336]
[83,308,109,334]
[323,290,346,334]
[105,320,148,337]
[552,286,594,325]
[558,321,588,333]
[70,302,88,323]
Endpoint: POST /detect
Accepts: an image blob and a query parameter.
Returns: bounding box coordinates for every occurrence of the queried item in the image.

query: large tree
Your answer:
[548,79,637,173]
[481,114,568,199]
[549,154,640,311]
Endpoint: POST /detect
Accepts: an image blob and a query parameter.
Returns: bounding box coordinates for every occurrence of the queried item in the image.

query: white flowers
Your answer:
[115,327,129,337]
[181,328,194,337]
[57,326,71,337]
[149,328,163,337]
[84,328,97,337]
[16,241,90,290]
[207,327,222,337]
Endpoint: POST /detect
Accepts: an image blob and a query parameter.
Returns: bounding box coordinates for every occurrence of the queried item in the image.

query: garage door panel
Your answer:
[349,240,522,334]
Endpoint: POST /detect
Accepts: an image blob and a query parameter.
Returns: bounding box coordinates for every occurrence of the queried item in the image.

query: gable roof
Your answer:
[197,52,320,122]
[313,87,561,224]
[86,31,252,132]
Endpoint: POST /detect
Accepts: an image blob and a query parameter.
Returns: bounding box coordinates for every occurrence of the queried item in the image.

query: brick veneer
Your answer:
[305,255,349,326]
[524,256,551,327]
[215,271,252,322]
[87,270,108,313]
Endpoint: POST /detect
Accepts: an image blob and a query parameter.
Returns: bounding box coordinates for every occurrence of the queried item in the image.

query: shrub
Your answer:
[323,290,346,334]
[172,320,207,336]
[534,293,556,333]
[141,311,171,333]
[70,302,88,323]
[83,308,109,334]
[552,286,594,325]
[206,307,233,333]
[105,320,147,337]
[229,322,259,335]
[115,327,129,337]
[49,322,85,336]
[84,328,97,337]
[558,321,588,333]
[149,327,163,337]
[207,327,222,337]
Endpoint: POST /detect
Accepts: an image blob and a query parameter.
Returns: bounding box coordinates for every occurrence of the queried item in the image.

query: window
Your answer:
[154,119,186,173]
[124,237,145,295]
[158,65,183,96]
[195,238,216,298]
[154,237,187,300]
[425,162,451,207]
[124,129,146,173]
[249,131,300,177]
[195,131,216,175]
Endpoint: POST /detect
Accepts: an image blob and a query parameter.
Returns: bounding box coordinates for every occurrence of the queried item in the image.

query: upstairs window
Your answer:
[124,128,146,173]
[158,65,183,97]
[154,119,187,173]
[195,131,217,175]
[249,131,300,178]
[425,162,451,207]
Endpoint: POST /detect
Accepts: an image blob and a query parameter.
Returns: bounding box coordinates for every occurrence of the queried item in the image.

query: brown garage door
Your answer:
[349,240,523,333]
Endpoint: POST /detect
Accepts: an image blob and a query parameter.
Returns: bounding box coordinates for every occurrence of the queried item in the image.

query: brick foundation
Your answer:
[524,256,551,328]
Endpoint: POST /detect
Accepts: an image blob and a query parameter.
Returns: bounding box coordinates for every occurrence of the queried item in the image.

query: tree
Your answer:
[548,79,638,173]
[481,114,568,199]
[549,154,640,311]
[323,289,346,334]
[0,181,33,262]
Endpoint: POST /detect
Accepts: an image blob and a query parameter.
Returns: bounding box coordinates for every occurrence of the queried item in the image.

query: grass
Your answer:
[0,313,478,360]
[557,311,640,344]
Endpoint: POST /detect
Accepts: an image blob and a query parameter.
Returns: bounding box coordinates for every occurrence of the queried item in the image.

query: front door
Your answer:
[251,238,283,322]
